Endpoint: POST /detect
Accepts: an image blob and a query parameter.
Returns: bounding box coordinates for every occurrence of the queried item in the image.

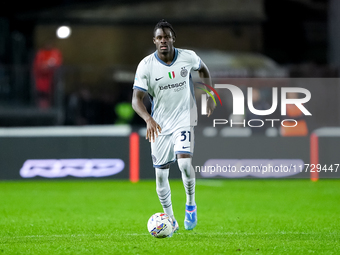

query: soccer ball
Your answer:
[147,213,173,238]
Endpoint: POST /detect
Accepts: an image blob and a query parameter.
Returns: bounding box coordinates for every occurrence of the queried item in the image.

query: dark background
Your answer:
[0,0,330,65]
[0,0,338,129]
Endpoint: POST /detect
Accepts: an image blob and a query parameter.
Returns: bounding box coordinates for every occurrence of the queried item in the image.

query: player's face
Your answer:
[153,28,175,54]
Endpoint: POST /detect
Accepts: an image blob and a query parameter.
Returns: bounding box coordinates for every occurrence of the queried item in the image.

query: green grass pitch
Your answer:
[1,179,339,254]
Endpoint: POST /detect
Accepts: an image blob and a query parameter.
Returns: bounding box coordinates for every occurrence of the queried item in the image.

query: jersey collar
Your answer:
[154,48,178,67]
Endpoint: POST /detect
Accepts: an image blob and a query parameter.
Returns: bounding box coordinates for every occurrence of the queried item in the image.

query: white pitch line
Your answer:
[1,233,149,239]
[0,231,326,240]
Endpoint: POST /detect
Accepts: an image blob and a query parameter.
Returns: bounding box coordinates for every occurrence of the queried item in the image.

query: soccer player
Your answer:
[132,19,215,234]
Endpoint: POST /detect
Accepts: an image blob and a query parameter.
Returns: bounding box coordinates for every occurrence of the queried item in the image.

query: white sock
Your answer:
[178,158,196,206]
[155,168,174,219]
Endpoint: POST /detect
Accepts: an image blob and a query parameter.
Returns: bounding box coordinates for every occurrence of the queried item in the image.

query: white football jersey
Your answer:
[133,48,201,135]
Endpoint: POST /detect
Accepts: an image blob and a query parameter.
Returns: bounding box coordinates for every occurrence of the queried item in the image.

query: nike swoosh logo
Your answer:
[182,146,190,149]
[155,77,163,81]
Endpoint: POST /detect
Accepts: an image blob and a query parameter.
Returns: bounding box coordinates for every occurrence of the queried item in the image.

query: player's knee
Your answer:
[178,158,192,178]
[156,174,166,185]
[155,168,169,187]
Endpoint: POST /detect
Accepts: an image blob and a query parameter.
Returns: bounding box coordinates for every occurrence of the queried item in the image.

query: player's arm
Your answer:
[197,61,216,117]
[132,89,162,142]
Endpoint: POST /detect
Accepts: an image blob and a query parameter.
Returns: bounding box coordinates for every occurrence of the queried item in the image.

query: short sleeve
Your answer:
[133,60,148,92]
[191,51,202,71]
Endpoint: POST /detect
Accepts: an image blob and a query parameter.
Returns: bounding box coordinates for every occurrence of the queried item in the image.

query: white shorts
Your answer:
[151,126,194,168]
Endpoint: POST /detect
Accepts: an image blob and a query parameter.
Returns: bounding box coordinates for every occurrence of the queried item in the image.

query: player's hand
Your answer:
[145,117,162,142]
[207,96,216,117]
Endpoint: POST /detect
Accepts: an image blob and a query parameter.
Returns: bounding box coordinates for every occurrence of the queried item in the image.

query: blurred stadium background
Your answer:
[0,0,339,180]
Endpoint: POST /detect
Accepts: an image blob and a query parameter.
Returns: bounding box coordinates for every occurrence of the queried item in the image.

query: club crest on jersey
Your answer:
[152,154,157,163]
[180,67,188,77]
[168,71,175,79]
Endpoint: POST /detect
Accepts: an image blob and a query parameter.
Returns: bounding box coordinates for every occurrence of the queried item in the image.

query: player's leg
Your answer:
[177,155,197,230]
[151,135,179,233]
[177,155,196,206]
[155,166,179,234]
[174,126,197,230]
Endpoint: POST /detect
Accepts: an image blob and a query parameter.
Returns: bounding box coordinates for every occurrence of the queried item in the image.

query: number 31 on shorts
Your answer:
[180,131,191,142]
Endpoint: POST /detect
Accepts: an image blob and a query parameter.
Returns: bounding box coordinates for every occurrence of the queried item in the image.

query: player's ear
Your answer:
[153,37,156,44]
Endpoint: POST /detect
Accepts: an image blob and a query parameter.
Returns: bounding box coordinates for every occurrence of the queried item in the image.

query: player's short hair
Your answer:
[153,19,176,39]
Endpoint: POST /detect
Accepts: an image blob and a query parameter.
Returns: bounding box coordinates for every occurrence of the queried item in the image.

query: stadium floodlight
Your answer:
[56,26,71,39]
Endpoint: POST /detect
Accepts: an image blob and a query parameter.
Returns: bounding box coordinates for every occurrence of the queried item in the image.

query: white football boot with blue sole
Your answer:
[168,219,179,237]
